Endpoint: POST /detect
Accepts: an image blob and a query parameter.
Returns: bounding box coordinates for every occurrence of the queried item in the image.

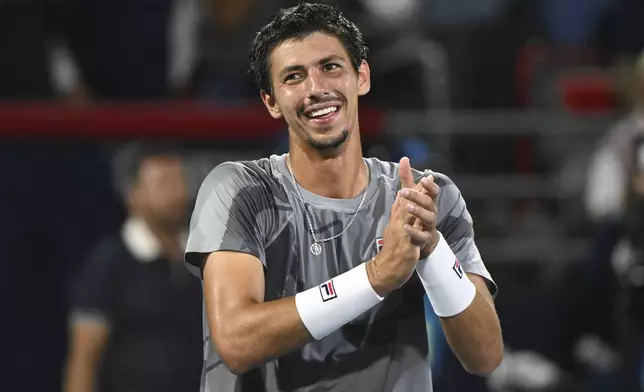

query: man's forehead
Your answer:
[271,33,349,69]
[141,155,181,171]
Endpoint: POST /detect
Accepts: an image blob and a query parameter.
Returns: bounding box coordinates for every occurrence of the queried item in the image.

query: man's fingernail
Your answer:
[401,188,410,197]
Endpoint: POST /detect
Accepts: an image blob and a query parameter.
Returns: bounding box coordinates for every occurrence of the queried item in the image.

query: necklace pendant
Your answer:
[310,242,322,256]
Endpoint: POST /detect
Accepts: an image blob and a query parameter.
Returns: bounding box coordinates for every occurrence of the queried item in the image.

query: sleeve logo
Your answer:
[453,257,464,279]
[319,280,337,301]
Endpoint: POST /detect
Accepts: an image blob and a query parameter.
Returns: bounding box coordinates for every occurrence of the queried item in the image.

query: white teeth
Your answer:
[309,106,338,118]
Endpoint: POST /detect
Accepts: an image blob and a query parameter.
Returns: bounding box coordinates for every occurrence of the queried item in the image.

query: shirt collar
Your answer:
[121,217,187,263]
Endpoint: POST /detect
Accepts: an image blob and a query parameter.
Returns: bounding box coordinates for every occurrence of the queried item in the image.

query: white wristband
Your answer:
[417,232,476,317]
[295,262,383,340]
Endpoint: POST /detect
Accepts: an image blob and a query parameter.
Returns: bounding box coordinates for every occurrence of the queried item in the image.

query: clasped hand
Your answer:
[397,157,440,257]
[368,157,441,295]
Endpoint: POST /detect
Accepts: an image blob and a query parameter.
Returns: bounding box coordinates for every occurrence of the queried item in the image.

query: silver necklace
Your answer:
[286,154,369,255]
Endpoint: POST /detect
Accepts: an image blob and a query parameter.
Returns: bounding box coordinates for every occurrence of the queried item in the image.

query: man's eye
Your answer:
[324,63,340,71]
[285,73,302,82]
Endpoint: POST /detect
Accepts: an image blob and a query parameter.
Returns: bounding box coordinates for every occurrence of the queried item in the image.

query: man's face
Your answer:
[129,156,188,231]
[261,32,371,152]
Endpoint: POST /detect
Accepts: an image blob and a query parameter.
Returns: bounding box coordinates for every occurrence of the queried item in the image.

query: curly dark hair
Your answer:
[249,3,368,94]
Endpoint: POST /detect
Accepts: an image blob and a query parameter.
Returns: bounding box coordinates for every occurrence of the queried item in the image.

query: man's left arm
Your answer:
[407,172,503,376]
[440,272,503,376]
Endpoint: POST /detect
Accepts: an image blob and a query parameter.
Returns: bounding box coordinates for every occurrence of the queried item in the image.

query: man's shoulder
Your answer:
[201,155,284,191]
[196,155,290,212]
[206,156,275,179]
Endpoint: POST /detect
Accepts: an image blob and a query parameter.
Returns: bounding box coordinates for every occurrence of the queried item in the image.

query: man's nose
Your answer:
[306,71,331,99]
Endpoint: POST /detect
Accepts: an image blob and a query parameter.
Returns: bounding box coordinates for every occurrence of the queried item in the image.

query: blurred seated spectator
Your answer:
[610,0,644,62]
[62,142,203,392]
[553,51,644,391]
[192,0,282,103]
[594,0,644,68]
[582,133,644,391]
[359,0,421,28]
[586,52,644,223]
[592,130,644,391]
[422,0,508,27]
[72,0,199,100]
[541,0,612,51]
[0,0,87,103]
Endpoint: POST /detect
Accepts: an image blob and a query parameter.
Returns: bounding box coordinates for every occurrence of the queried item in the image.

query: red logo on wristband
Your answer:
[453,258,464,279]
[320,280,337,301]
[375,238,384,253]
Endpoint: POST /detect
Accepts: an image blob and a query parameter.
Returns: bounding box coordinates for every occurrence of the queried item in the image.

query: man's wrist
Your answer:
[366,255,393,297]
[416,232,476,317]
[295,262,383,340]
[419,233,439,259]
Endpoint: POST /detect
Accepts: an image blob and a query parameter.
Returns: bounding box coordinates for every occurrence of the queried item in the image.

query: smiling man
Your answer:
[184,3,503,391]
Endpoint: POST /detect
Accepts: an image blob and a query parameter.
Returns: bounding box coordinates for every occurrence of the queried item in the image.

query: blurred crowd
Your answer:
[2,0,641,107]
[4,0,644,391]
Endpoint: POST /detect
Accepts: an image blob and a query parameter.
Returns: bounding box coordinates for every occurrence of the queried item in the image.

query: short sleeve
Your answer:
[69,240,122,325]
[434,173,498,297]
[184,162,273,278]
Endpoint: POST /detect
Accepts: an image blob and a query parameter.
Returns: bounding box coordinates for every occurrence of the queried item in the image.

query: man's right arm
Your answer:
[203,250,401,375]
[203,251,311,375]
[63,318,110,392]
[62,244,118,392]
[188,163,309,374]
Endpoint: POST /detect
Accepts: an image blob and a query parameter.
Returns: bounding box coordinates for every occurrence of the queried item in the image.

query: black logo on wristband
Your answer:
[320,280,337,301]
[453,258,464,279]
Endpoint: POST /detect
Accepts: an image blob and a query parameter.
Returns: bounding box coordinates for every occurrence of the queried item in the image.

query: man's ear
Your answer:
[261,90,283,119]
[357,60,371,96]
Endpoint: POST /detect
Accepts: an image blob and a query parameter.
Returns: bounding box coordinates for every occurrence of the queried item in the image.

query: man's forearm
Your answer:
[63,358,98,392]
[440,276,503,376]
[213,261,383,375]
[63,322,108,392]
[214,296,312,375]
[415,234,503,375]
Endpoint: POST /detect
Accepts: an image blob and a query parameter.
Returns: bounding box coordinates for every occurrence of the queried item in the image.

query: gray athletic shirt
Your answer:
[185,154,497,392]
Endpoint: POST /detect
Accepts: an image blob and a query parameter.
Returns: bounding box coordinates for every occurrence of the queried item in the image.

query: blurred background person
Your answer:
[585,54,644,226]
[70,0,199,100]
[191,0,278,103]
[0,0,87,103]
[62,142,203,392]
[578,51,644,386]
[613,133,644,391]
[544,51,644,391]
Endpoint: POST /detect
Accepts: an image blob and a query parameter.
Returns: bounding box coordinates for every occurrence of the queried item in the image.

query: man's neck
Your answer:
[287,134,368,199]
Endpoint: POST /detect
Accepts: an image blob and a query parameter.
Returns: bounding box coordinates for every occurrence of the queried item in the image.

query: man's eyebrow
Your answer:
[319,55,345,64]
[279,55,347,76]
